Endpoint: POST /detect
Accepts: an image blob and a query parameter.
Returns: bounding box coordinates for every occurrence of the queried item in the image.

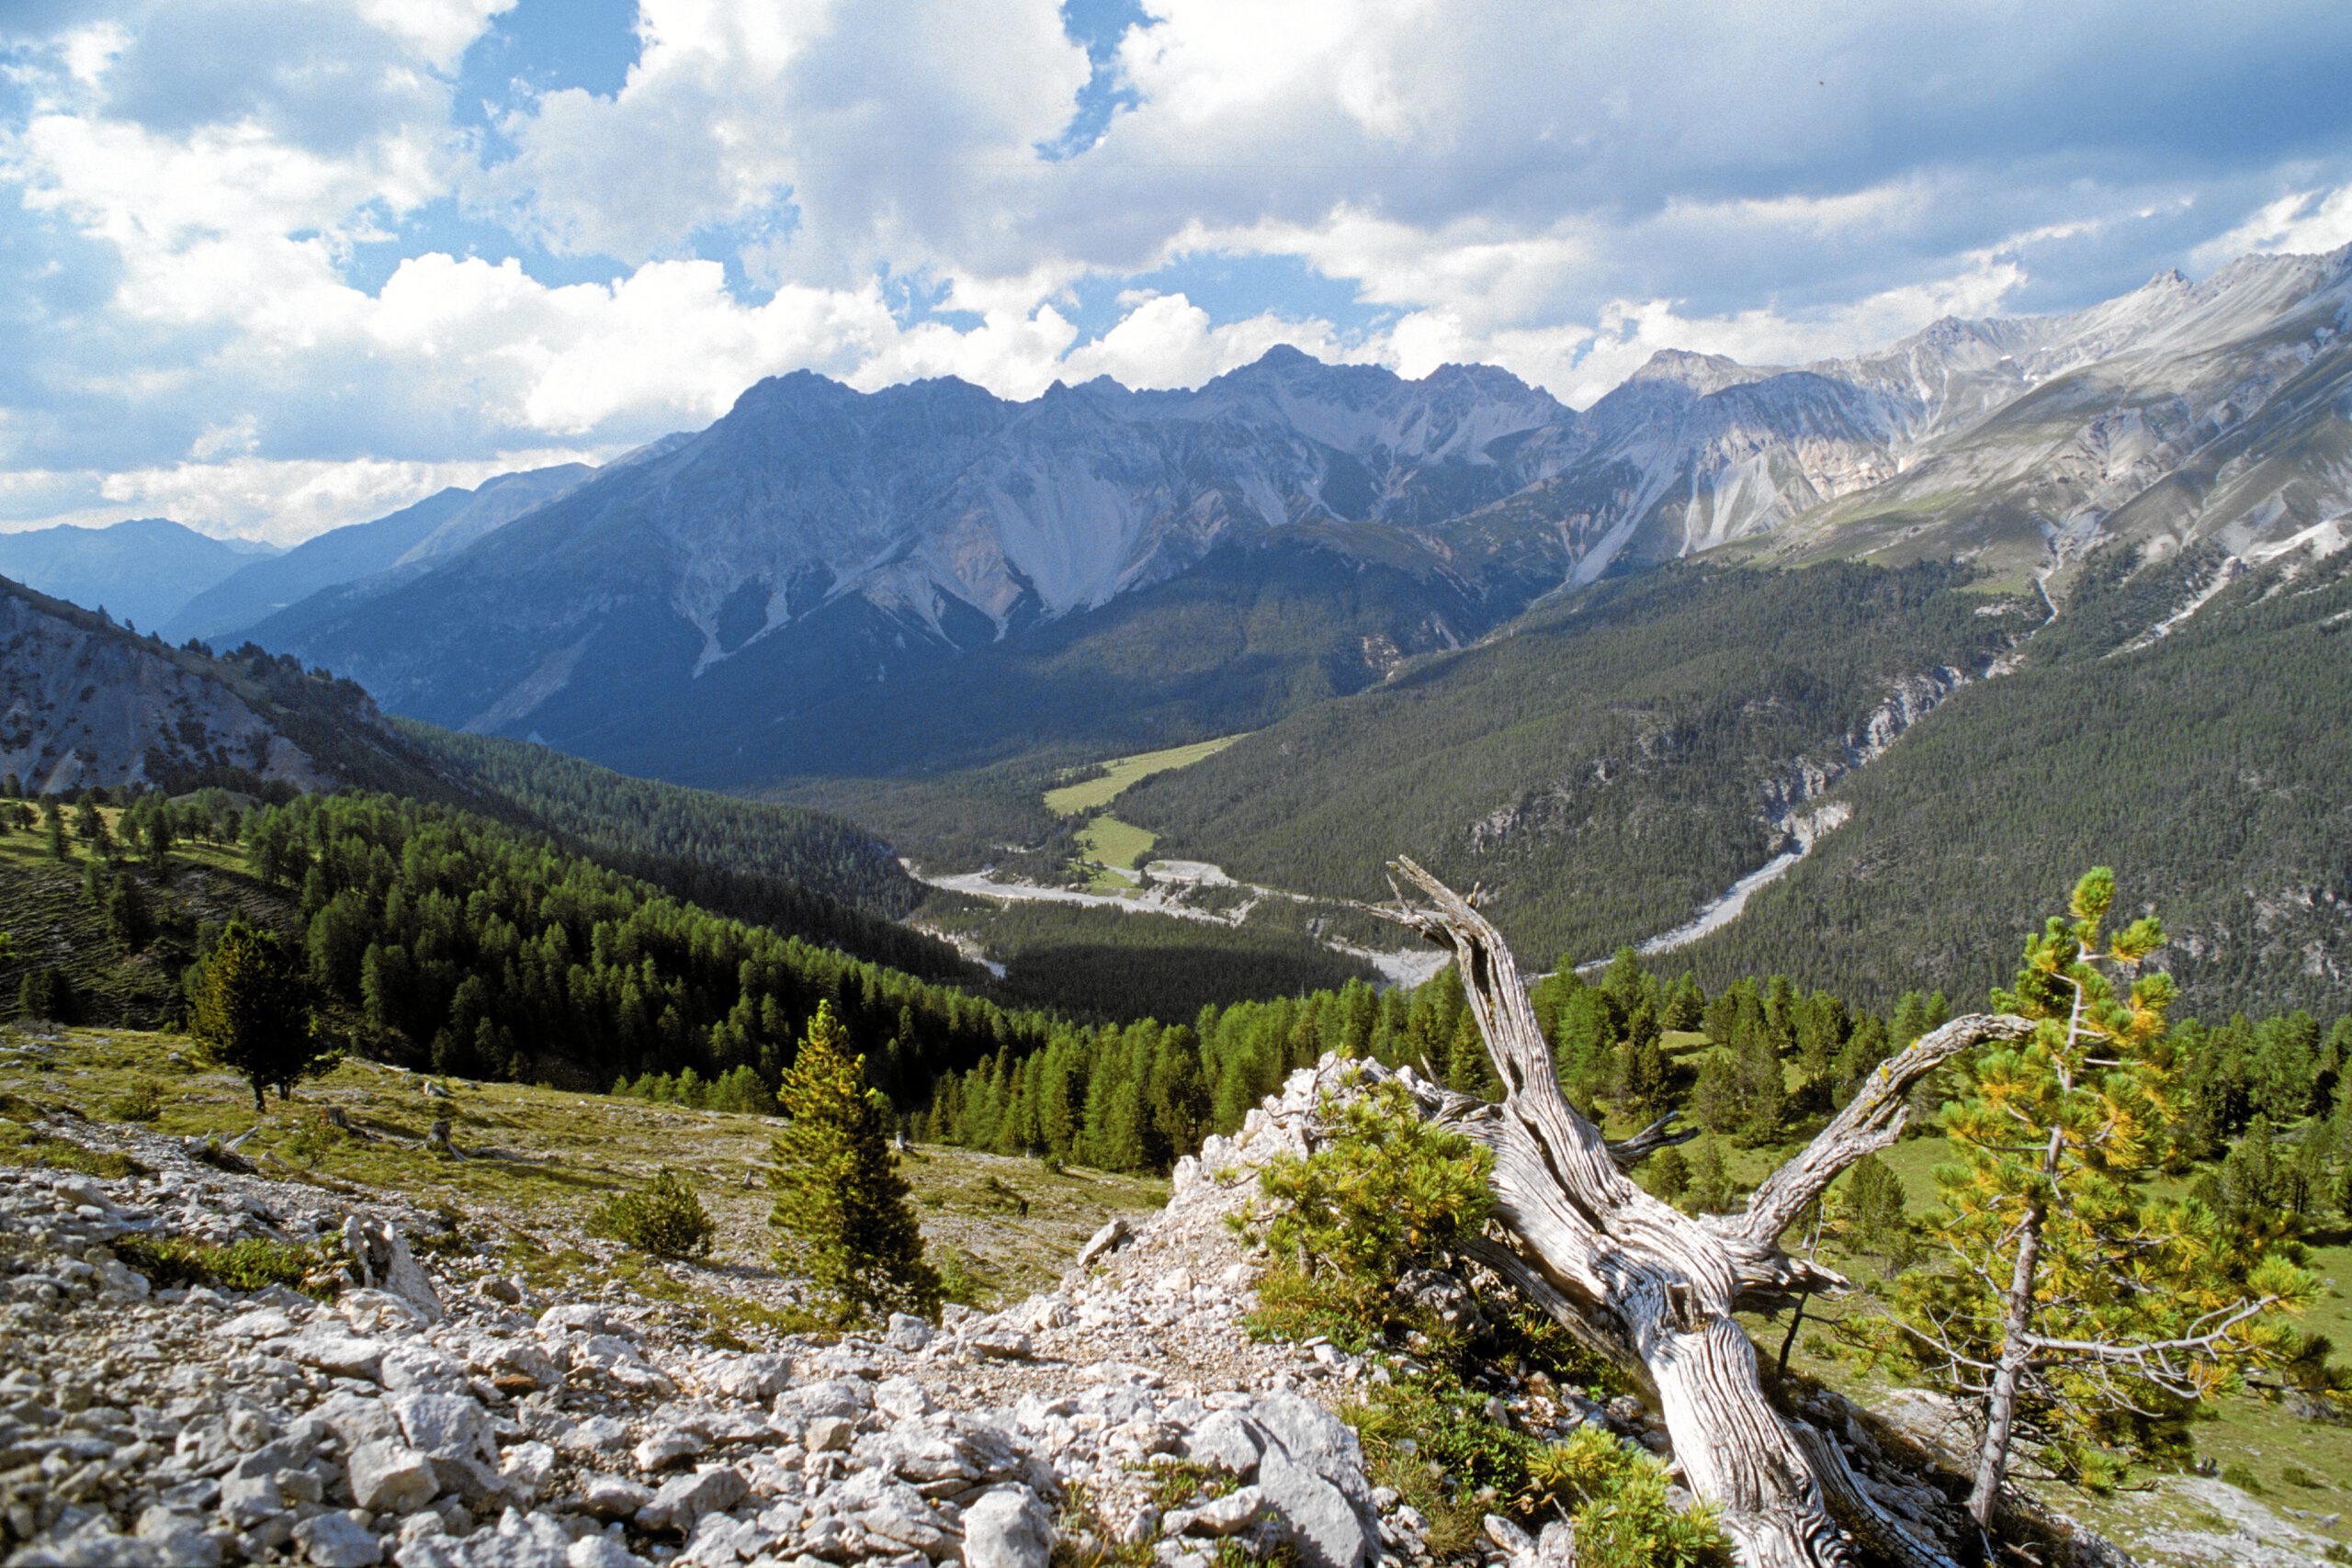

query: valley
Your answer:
[6,241,2352,1568]
[1041,737,1240,890]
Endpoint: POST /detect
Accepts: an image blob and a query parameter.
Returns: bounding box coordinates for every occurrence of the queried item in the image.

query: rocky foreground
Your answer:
[0,1054,2175,1568]
[1,1058,1571,1568]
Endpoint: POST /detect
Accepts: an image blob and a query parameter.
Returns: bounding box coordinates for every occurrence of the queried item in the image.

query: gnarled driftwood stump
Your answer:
[1377,858,2031,1568]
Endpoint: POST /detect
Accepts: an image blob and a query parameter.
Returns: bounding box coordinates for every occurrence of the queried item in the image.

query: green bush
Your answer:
[1240,1078,1729,1566]
[114,1235,337,1297]
[936,1247,993,1309]
[1343,1369,1727,1567]
[104,1079,164,1123]
[585,1167,716,1259]
[1521,1427,1731,1568]
[1239,1080,1492,1280]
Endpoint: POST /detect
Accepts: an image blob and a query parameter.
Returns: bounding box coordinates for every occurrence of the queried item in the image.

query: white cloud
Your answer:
[2,0,2350,543]
[0,446,616,545]
[2193,184,2352,269]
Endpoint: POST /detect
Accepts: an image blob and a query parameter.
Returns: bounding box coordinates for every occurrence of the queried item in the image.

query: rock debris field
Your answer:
[0,1057,1691,1568]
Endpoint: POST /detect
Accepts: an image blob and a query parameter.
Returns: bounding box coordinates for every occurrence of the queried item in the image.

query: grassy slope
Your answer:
[0,1026,1167,1332]
[0,812,279,1027]
[1043,737,1245,817]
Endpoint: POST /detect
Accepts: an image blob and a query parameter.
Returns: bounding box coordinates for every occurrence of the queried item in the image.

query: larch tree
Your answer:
[1894,868,2314,1533]
[187,922,337,1112]
[768,1000,941,1324]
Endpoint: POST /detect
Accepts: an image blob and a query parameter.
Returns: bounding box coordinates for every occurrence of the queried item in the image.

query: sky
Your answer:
[4,1,2351,545]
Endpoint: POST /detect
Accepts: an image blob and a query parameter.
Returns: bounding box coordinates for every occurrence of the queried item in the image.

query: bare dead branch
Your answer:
[1740,1012,2035,1247]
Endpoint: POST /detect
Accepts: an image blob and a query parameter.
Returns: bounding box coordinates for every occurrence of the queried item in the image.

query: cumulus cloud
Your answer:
[3,0,2351,539]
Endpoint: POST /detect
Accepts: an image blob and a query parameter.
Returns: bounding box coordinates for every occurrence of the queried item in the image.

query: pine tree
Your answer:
[1619,1009,1672,1120]
[768,1001,941,1324]
[187,922,336,1111]
[1841,1154,1913,1279]
[1683,1138,1738,1214]
[1898,870,2316,1532]
[1643,1143,1691,1204]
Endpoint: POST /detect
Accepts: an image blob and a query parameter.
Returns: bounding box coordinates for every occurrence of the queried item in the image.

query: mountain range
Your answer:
[8,243,2351,1010]
[0,518,278,633]
[203,243,2350,791]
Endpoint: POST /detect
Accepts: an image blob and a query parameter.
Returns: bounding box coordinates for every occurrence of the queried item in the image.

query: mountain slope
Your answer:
[254,355,1589,784]
[164,464,594,642]
[0,518,278,631]
[1121,533,2352,1016]
[1117,559,2031,964]
[230,244,2352,812]
[1680,535,2352,1014]
[0,573,449,799]
[2,572,956,976]
[1515,245,2352,583]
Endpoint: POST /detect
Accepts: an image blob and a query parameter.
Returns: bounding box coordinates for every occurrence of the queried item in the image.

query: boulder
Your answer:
[784,1378,873,1419]
[389,1392,498,1467]
[1165,1485,1268,1539]
[706,1353,795,1404]
[134,1508,223,1568]
[566,1534,648,1568]
[962,1485,1053,1568]
[874,1375,938,1422]
[348,1440,439,1514]
[638,1466,749,1536]
[1250,1393,1381,1568]
[396,1506,574,1568]
[1075,1219,1130,1268]
[285,1330,387,1382]
[341,1217,443,1324]
[1183,1410,1264,1478]
[580,1474,654,1520]
[216,1472,282,1529]
[291,1511,385,1568]
[884,1314,933,1354]
[635,1429,708,1472]
[963,1325,1034,1361]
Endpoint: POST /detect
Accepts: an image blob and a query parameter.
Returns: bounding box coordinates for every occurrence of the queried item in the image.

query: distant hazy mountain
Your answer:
[253,243,2352,801]
[0,517,278,633]
[164,463,594,642]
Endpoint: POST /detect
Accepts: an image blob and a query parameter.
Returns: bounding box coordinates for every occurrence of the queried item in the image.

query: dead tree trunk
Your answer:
[1377,859,2031,1568]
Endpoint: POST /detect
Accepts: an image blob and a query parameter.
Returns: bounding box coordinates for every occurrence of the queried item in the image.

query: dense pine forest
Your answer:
[399,723,922,917]
[1682,543,2352,1013]
[0,786,1039,1099]
[919,898,1378,1023]
[391,722,960,978]
[13,775,2347,1192]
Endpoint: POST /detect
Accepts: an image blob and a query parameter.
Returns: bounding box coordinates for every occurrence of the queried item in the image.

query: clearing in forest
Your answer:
[1044,735,1242,886]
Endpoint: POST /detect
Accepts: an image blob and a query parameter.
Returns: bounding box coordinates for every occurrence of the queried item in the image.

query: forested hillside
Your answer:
[1121,560,2028,962]
[0,787,1035,1099]
[1683,540,2352,1012]
[403,725,919,915]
